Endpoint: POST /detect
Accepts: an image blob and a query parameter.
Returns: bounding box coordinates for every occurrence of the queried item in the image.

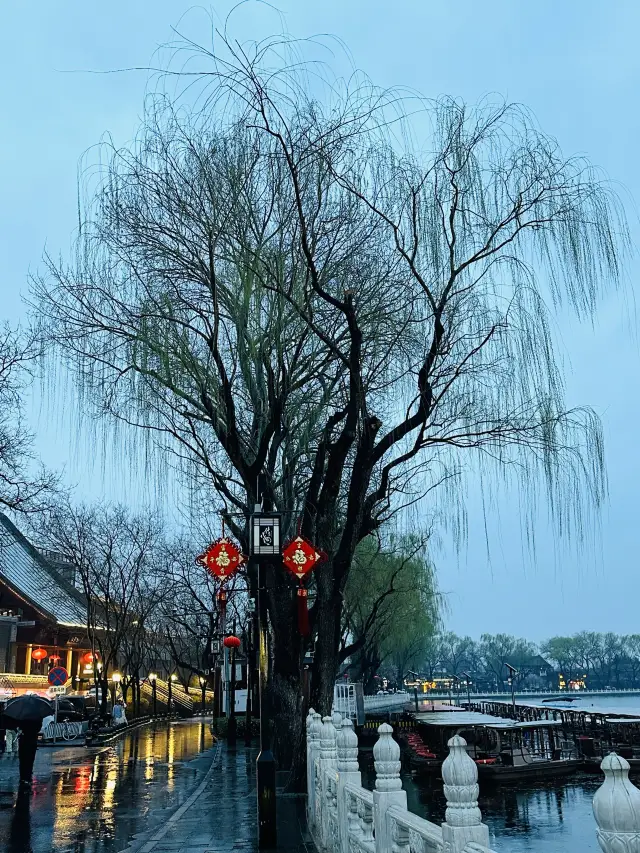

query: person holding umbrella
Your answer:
[1,694,53,793]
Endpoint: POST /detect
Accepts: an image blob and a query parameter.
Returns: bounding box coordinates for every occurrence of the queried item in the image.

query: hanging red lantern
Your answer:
[31,648,47,662]
[49,654,61,662]
[82,651,97,665]
[282,535,327,637]
[223,635,241,649]
[195,537,246,581]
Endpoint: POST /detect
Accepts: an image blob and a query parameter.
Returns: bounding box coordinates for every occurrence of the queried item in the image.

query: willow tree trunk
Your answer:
[267,563,307,790]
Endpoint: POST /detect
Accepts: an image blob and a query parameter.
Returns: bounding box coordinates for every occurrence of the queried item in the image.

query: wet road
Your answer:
[0,719,217,853]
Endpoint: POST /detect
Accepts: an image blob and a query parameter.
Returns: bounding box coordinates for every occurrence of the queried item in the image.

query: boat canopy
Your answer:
[414,711,563,729]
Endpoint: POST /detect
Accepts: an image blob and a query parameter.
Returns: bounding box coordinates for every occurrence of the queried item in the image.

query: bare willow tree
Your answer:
[0,324,58,513]
[38,502,168,714]
[32,33,627,772]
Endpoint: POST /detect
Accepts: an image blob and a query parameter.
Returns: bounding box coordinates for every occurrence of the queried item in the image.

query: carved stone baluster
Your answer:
[359,798,375,845]
[373,723,407,851]
[593,752,640,853]
[441,735,490,852]
[337,719,361,853]
[346,790,361,843]
[390,817,411,853]
[320,715,338,850]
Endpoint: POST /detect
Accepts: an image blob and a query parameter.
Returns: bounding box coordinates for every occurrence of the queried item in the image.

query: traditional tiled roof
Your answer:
[0,513,86,628]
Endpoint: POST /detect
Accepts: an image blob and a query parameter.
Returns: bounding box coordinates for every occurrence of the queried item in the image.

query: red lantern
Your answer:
[82,651,97,665]
[223,635,241,649]
[31,648,47,662]
[196,537,246,581]
[282,535,327,637]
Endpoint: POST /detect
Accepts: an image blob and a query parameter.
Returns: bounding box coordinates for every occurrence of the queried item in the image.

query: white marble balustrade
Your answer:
[307,706,640,853]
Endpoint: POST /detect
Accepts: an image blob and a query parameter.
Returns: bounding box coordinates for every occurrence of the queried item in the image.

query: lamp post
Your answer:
[462,671,473,708]
[149,673,157,717]
[505,663,518,717]
[224,630,241,747]
[167,672,174,715]
[111,671,121,708]
[200,676,206,711]
[451,674,461,706]
[251,505,281,849]
[244,620,253,747]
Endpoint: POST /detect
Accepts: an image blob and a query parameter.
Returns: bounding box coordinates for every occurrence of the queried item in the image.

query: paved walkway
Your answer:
[124,743,315,853]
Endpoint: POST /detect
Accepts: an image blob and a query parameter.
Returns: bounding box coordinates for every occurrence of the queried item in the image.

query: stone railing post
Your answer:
[441,735,490,852]
[373,722,407,852]
[319,714,338,850]
[307,709,322,831]
[593,752,640,853]
[337,718,362,853]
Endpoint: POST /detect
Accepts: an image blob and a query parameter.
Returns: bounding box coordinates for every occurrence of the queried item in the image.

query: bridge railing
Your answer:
[306,710,497,853]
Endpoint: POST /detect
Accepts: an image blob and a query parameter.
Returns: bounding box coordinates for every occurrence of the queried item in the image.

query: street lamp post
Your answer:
[200,676,206,711]
[505,663,518,717]
[149,673,157,717]
[111,671,122,708]
[251,506,281,850]
[462,671,473,707]
[225,625,239,747]
[244,621,253,747]
[167,673,173,715]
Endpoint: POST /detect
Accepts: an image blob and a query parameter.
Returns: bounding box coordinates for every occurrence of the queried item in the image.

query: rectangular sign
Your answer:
[49,685,67,695]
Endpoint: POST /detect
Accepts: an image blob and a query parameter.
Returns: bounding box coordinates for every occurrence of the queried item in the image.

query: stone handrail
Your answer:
[309,704,640,852]
[306,709,497,853]
[386,804,443,851]
[362,693,409,711]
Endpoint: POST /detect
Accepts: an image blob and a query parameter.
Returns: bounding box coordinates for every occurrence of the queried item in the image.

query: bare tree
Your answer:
[32,32,627,773]
[0,324,58,513]
[38,502,168,714]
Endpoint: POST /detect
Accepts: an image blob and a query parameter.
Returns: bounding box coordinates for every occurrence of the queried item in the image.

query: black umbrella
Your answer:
[3,694,53,722]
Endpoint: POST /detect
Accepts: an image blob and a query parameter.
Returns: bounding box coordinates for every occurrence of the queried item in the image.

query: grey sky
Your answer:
[1,1,638,642]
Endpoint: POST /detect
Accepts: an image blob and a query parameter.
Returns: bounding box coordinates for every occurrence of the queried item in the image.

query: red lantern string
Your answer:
[282,534,327,637]
[216,588,227,621]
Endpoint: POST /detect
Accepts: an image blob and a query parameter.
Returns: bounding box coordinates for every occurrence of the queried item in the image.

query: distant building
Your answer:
[0,512,91,684]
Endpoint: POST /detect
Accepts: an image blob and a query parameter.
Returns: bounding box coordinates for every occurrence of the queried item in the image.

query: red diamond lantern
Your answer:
[283,536,326,581]
[195,537,246,580]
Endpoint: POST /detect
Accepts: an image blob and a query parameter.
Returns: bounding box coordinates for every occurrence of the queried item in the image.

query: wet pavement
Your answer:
[0,719,314,853]
[0,719,217,853]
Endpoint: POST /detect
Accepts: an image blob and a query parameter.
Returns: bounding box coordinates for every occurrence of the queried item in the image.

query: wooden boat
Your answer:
[410,710,583,782]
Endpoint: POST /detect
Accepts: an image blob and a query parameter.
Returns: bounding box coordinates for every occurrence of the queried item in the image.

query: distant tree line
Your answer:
[412,631,640,691]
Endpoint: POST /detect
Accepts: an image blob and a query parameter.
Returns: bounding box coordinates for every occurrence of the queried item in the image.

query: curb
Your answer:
[123,742,221,853]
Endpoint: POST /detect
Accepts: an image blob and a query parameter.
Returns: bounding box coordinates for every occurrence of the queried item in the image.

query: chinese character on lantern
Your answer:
[195,537,247,580]
[283,535,327,636]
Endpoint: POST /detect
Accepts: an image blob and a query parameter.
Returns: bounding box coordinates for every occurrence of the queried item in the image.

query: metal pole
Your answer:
[256,558,276,848]
[228,619,237,747]
[201,679,206,711]
[168,675,172,716]
[152,681,157,717]
[245,623,253,747]
[53,694,58,745]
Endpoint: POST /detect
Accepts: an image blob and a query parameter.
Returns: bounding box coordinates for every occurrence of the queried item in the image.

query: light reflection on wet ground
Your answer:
[0,719,215,853]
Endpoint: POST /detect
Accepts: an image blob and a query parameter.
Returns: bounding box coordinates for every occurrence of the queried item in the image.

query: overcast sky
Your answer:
[1,1,639,642]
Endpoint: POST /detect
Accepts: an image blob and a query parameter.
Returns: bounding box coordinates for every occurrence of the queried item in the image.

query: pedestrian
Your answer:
[5,728,18,756]
[17,720,41,793]
[111,700,127,728]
